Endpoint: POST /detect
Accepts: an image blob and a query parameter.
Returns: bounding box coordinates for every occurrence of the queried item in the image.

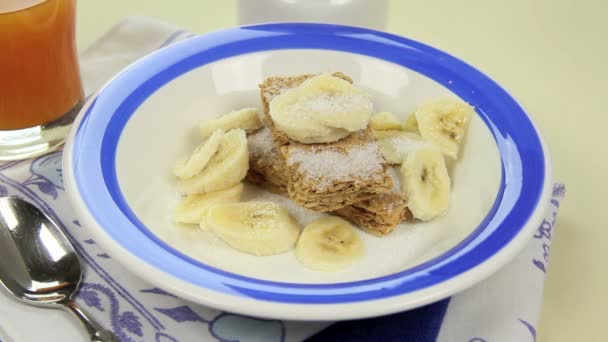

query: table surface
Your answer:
[77,1,607,341]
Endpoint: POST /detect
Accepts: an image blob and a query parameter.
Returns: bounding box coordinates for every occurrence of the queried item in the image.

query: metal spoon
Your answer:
[0,197,118,342]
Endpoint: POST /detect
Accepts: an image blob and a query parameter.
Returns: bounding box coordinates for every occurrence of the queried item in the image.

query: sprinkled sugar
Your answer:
[388,135,425,156]
[388,166,402,193]
[290,92,372,118]
[287,143,384,188]
[247,127,274,157]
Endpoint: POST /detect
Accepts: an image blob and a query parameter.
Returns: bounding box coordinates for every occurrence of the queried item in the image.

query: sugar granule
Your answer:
[388,135,425,156]
[247,127,274,157]
[388,166,402,194]
[290,92,372,118]
[287,143,384,188]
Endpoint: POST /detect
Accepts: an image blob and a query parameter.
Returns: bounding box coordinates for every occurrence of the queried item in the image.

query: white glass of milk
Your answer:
[238,0,388,30]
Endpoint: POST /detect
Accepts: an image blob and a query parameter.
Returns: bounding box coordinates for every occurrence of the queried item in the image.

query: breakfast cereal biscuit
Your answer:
[246,169,287,195]
[260,73,394,211]
[259,72,353,147]
[246,130,409,235]
[246,127,290,194]
[334,193,412,236]
[281,128,393,211]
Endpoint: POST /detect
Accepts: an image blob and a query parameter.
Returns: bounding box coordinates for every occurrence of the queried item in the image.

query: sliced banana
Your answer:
[269,73,372,143]
[402,113,419,133]
[206,201,300,256]
[178,129,249,194]
[293,74,373,131]
[271,113,351,144]
[369,112,402,131]
[173,130,224,179]
[200,108,262,139]
[373,130,425,164]
[173,183,243,225]
[295,216,364,271]
[400,146,450,221]
[415,98,473,159]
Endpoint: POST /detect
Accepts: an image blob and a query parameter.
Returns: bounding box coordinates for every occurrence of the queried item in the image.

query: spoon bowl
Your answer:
[0,197,117,342]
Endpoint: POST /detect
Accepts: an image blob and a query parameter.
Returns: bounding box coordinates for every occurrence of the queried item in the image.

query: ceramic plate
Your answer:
[64,23,552,320]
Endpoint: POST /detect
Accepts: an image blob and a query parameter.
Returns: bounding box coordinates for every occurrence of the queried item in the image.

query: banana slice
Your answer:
[178,129,249,194]
[402,113,419,133]
[173,130,224,179]
[173,183,243,225]
[373,130,425,164]
[270,73,372,143]
[415,98,473,159]
[271,113,351,144]
[206,201,300,256]
[291,73,373,131]
[400,146,450,221]
[200,108,262,139]
[369,112,402,131]
[295,216,364,271]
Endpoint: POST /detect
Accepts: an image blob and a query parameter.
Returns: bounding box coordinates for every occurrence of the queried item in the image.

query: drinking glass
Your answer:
[0,0,83,160]
[238,0,388,30]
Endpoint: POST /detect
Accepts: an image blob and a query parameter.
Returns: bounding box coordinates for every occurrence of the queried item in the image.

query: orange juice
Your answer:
[0,0,83,130]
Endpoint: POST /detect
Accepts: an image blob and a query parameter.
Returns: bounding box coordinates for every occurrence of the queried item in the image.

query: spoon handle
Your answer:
[64,299,119,342]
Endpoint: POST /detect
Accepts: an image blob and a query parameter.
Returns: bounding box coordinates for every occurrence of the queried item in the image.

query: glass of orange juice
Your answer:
[0,0,83,161]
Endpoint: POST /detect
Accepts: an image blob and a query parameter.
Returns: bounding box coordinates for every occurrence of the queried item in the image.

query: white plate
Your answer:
[64,23,552,320]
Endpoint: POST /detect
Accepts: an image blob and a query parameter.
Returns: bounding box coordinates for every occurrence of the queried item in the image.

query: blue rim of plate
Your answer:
[71,23,545,304]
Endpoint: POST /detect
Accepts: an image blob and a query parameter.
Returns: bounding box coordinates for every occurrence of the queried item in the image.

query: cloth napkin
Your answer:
[0,17,565,342]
